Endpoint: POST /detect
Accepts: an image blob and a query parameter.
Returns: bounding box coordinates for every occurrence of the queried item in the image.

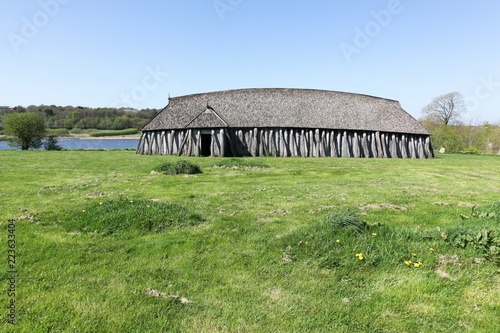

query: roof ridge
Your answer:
[168,88,399,103]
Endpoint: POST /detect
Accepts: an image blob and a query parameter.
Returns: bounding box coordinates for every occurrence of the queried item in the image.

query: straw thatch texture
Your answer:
[137,88,433,158]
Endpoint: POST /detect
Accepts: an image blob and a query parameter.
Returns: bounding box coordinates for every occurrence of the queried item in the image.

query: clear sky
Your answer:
[1,0,499,123]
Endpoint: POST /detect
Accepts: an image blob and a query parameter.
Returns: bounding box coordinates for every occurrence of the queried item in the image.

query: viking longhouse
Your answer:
[137,88,434,158]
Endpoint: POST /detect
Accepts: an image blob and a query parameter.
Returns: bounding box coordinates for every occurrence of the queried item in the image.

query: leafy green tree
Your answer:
[4,112,46,150]
[429,124,464,152]
[455,124,489,153]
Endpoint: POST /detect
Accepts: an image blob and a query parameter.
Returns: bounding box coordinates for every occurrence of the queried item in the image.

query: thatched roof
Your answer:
[142,88,430,135]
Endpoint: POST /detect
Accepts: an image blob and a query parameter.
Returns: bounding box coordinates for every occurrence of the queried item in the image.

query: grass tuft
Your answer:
[65,197,205,235]
[324,208,369,235]
[153,159,202,175]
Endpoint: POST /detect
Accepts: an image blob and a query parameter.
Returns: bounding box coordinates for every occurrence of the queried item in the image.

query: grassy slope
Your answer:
[0,151,499,332]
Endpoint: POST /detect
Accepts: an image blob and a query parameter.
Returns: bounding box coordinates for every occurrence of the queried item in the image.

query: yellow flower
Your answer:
[411,253,417,257]
[414,262,422,268]
[335,239,340,243]
[147,204,151,208]
[429,248,435,252]
[82,209,85,213]
[99,202,103,205]
[355,253,364,261]
[129,200,134,203]
[404,260,412,266]
[372,233,377,237]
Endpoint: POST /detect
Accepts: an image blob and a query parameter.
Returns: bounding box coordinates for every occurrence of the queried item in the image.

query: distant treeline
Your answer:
[420,119,500,155]
[0,105,160,131]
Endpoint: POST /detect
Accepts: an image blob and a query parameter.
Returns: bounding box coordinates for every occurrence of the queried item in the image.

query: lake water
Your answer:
[0,138,140,150]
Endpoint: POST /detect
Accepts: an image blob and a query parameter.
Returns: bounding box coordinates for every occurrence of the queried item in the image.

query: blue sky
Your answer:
[1,0,499,123]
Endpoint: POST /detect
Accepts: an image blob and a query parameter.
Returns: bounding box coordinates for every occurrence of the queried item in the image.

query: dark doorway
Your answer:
[201,134,211,156]
[224,134,234,157]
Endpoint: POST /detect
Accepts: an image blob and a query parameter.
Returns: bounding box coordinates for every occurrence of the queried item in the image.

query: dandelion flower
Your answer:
[414,262,422,268]
[147,204,151,208]
[82,209,85,213]
[355,253,364,261]
[429,248,435,252]
[404,260,412,266]
[99,202,103,205]
[372,233,377,237]
[335,239,340,243]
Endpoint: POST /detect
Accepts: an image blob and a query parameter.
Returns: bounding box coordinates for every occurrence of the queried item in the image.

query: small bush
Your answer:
[65,197,205,235]
[153,160,202,175]
[44,135,63,150]
[69,128,83,134]
[464,146,482,154]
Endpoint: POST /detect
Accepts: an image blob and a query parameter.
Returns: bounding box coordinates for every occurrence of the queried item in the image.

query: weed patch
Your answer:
[153,159,202,175]
[445,201,500,263]
[65,197,205,235]
[285,205,500,272]
[283,209,443,271]
[285,203,500,273]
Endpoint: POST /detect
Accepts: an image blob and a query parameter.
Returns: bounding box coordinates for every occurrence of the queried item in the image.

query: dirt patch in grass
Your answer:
[361,203,415,211]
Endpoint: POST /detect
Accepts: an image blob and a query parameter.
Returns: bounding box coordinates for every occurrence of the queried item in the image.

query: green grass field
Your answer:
[1,151,499,332]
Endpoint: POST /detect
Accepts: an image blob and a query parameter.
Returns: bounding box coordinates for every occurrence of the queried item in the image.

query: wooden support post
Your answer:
[341,131,349,157]
[401,134,408,158]
[353,132,360,158]
[303,130,309,157]
[330,130,336,157]
[361,132,369,157]
[418,136,425,159]
[390,134,397,158]
[258,129,264,156]
[425,136,434,158]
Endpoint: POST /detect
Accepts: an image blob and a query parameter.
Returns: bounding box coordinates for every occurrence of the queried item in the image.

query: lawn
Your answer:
[1,151,499,332]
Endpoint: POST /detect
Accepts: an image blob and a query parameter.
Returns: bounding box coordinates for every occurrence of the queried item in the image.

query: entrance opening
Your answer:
[224,134,234,157]
[200,134,211,156]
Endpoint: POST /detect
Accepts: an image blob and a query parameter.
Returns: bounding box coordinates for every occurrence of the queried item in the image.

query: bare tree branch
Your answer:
[422,92,466,125]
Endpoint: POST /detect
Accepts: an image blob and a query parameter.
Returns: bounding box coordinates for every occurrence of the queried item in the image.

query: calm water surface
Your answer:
[0,138,139,150]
